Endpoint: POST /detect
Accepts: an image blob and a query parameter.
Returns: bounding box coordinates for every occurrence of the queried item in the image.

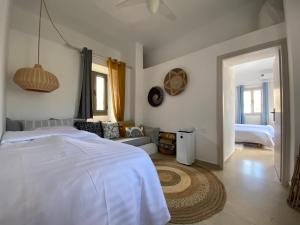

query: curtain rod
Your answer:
[92,53,133,70]
[65,44,133,70]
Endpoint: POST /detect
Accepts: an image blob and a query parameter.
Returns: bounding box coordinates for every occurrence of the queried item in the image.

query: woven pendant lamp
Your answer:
[14,64,59,92]
[14,0,59,92]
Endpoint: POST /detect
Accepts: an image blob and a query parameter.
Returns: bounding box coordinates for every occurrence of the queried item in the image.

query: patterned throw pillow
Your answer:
[125,126,144,138]
[74,121,104,138]
[102,122,120,139]
[118,120,135,137]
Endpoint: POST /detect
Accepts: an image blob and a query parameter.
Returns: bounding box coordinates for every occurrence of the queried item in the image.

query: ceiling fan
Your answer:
[116,0,176,20]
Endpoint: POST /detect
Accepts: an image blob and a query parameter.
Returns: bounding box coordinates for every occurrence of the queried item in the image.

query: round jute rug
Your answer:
[153,159,226,224]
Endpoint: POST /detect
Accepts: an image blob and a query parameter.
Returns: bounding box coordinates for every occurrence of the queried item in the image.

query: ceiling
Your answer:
[234,57,275,86]
[13,0,266,53]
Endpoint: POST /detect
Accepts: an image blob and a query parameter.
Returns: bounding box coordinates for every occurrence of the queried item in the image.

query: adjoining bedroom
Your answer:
[221,46,284,181]
[1,0,300,225]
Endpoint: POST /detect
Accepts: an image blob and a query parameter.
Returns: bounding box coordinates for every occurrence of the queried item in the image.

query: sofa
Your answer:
[114,126,159,155]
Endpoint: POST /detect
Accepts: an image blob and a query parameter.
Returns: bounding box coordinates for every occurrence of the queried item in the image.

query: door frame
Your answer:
[217,39,290,185]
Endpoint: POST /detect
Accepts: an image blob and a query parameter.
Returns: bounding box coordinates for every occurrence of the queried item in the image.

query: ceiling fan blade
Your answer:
[159,1,176,20]
[116,0,145,8]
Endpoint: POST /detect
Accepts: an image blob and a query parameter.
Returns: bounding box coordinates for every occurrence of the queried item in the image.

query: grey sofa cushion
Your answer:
[143,126,160,145]
[115,136,151,147]
[6,118,23,131]
[21,118,74,131]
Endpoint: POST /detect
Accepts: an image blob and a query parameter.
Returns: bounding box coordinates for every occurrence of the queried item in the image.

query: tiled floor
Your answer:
[158,147,300,225]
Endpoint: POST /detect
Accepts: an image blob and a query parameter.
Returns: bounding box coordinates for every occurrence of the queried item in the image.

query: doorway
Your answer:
[217,39,290,185]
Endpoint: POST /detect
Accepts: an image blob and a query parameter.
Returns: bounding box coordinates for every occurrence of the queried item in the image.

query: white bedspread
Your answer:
[235,124,275,148]
[0,127,170,225]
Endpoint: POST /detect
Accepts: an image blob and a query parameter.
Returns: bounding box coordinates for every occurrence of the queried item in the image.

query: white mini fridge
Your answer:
[176,130,195,165]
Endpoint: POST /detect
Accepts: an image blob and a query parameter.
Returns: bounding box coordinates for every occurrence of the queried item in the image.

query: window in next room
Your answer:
[243,88,262,115]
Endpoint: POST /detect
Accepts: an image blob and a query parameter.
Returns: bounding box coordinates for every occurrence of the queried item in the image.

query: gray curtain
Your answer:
[78,48,93,119]
[236,85,245,124]
[262,82,269,125]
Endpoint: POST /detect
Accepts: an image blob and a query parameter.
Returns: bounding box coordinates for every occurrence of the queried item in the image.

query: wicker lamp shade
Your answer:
[13,0,60,93]
[14,64,59,92]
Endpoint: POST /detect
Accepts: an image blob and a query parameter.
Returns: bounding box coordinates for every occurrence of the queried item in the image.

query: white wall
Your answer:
[223,64,236,161]
[0,0,11,135]
[142,23,286,164]
[258,0,284,29]
[6,6,135,121]
[284,0,300,180]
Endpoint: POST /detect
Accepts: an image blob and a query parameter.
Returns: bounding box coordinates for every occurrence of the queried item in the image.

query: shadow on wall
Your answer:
[258,0,284,29]
[196,134,219,165]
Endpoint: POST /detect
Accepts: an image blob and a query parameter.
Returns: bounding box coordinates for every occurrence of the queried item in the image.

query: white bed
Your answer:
[0,126,170,225]
[235,124,275,148]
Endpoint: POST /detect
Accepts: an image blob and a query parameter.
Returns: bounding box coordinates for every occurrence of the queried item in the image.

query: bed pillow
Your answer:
[125,126,144,138]
[74,121,104,138]
[118,120,135,137]
[102,122,120,139]
[21,118,74,131]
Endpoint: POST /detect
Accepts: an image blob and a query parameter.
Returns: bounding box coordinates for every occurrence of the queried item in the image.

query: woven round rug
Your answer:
[153,159,226,224]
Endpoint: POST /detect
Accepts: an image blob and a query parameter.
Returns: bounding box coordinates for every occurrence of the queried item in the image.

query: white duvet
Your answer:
[235,124,275,148]
[0,127,170,225]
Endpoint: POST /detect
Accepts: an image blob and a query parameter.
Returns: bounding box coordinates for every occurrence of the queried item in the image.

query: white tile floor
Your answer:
[167,147,300,225]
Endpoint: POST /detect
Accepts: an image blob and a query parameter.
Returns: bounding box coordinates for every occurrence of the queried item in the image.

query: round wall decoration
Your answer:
[148,86,164,107]
[164,68,188,96]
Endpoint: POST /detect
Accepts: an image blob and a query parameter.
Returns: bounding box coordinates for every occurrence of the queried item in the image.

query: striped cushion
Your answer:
[21,118,75,131]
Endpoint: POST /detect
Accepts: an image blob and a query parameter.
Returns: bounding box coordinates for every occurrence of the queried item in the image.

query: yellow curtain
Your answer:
[107,58,126,121]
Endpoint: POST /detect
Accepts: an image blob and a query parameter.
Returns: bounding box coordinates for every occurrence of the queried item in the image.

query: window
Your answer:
[243,88,262,114]
[92,71,108,115]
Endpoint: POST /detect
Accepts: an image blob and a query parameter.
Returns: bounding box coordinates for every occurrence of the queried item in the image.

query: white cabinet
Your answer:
[176,130,195,165]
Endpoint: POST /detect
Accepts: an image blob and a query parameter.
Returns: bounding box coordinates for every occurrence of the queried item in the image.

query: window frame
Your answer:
[92,71,108,116]
[243,87,263,115]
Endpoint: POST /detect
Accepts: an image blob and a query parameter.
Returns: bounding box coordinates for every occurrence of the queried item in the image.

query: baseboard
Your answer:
[195,160,221,170]
[224,149,236,162]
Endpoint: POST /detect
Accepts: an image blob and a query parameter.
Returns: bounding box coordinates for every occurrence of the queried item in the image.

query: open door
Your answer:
[272,48,282,181]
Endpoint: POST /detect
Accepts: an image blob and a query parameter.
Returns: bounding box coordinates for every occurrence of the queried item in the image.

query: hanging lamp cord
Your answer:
[38,0,42,64]
[40,0,80,52]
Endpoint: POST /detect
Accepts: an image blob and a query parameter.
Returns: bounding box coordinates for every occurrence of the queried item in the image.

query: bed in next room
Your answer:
[0,126,170,225]
[235,123,275,148]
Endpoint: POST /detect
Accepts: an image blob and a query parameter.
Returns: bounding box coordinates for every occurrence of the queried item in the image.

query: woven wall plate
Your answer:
[148,86,164,107]
[164,68,188,96]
